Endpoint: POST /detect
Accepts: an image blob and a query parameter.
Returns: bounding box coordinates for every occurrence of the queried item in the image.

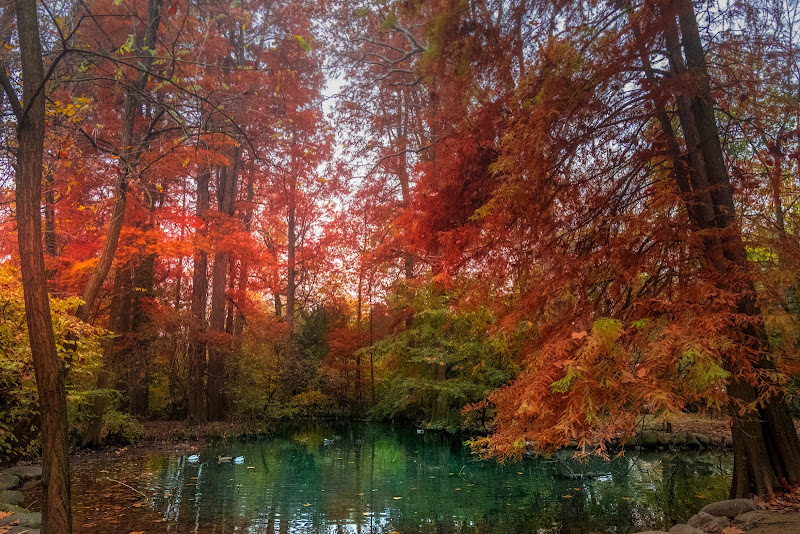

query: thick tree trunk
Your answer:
[13,0,72,530]
[659,0,800,497]
[187,172,210,425]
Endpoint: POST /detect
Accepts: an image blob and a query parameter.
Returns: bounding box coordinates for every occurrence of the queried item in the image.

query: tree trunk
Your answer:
[397,97,414,281]
[286,173,296,344]
[207,150,239,421]
[235,172,255,336]
[74,0,163,323]
[127,250,156,416]
[82,268,126,447]
[283,141,298,396]
[660,0,800,497]
[44,166,57,280]
[12,0,72,530]
[188,172,210,425]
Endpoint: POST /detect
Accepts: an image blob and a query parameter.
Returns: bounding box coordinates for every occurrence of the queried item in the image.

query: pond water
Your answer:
[70,422,732,533]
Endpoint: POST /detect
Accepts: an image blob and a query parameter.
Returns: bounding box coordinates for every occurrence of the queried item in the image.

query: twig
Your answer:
[104,477,147,499]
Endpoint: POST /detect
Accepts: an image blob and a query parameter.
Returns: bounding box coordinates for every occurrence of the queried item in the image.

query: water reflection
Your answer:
[86,423,732,533]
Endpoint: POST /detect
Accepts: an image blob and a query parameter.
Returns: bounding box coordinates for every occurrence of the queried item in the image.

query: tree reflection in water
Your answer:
[72,422,731,533]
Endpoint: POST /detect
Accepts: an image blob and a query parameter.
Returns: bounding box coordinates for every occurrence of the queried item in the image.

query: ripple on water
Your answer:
[71,422,732,533]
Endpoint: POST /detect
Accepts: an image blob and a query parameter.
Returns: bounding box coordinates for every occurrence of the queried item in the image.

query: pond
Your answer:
[69,422,732,533]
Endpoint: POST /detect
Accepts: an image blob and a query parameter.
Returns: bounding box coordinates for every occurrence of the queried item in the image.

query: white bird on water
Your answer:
[187,454,200,463]
[233,456,245,464]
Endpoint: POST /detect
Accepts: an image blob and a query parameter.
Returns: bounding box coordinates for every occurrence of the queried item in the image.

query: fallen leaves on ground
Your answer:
[755,485,800,514]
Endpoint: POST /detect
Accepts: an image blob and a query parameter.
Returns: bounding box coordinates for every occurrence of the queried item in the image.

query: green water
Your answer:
[75,422,732,533]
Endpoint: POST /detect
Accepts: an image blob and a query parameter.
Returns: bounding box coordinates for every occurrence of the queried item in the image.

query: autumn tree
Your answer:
[1,0,72,530]
[397,0,800,497]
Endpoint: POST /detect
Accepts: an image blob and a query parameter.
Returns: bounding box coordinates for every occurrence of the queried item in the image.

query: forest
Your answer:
[2,0,800,532]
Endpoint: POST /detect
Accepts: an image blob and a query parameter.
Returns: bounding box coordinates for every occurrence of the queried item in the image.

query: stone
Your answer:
[685,434,702,449]
[700,499,758,519]
[733,510,770,530]
[668,524,704,534]
[688,511,730,532]
[3,466,41,481]
[657,433,672,446]
[0,512,42,528]
[671,434,687,447]
[0,490,24,506]
[639,431,659,447]
[0,474,20,491]
[19,479,39,492]
[0,503,27,514]
[692,433,711,446]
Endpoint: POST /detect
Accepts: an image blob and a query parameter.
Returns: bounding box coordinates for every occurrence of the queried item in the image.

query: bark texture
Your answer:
[657,0,800,497]
[187,171,210,424]
[207,150,239,421]
[13,0,72,530]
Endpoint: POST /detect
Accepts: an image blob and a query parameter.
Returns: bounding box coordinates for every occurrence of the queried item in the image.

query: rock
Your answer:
[0,503,28,514]
[685,434,702,449]
[692,433,711,446]
[700,499,758,519]
[733,510,770,530]
[668,524,704,534]
[639,431,659,447]
[657,433,672,446]
[3,466,41,481]
[0,474,20,491]
[688,511,731,532]
[0,490,24,506]
[0,512,42,528]
[671,434,687,447]
[19,479,40,492]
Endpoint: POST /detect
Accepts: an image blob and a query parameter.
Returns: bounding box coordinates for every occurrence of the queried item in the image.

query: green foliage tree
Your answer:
[369,284,519,431]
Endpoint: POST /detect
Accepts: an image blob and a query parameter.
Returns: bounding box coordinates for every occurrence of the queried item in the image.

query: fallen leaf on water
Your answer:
[562,495,573,498]
[393,496,403,500]
[302,503,312,507]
